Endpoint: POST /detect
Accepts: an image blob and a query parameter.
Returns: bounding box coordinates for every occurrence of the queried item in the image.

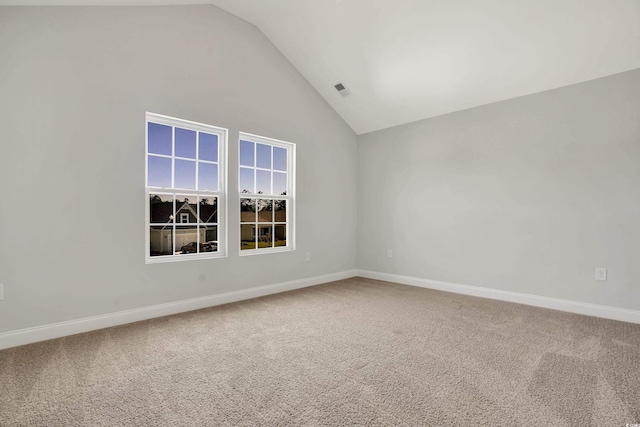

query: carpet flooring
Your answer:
[1,277,639,426]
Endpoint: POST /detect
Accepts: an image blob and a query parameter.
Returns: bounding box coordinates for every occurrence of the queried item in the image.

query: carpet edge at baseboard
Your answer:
[357,269,640,325]
[0,269,359,350]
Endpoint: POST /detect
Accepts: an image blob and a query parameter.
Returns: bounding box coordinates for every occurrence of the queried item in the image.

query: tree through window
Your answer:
[239,133,295,253]
[146,113,227,262]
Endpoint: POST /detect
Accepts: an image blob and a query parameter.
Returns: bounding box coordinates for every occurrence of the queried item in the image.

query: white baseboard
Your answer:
[5,268,636,351]
[358,270,640,325]
[0,269,359,351]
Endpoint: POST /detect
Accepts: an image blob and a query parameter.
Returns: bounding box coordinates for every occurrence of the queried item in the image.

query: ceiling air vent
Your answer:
[334,83,351,97]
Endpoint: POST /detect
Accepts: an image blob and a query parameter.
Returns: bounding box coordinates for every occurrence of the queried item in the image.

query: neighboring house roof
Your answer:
[150,199,218,226]
[150,201,173,224]
[241,209,286,223]
[200,204,217,223]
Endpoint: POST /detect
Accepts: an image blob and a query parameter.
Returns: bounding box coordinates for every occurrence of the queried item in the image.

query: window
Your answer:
[239,132,295,253]
[146,113,226,262]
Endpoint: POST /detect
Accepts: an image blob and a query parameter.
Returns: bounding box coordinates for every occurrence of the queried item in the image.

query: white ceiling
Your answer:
[4,1,640,134]
[209,0,640,134]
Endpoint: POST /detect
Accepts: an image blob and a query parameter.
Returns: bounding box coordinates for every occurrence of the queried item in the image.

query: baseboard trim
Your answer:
[0,269,359,350]
[358,270,640,325]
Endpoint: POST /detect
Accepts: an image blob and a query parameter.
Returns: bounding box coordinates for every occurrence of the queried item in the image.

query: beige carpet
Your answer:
[1,277,639,426]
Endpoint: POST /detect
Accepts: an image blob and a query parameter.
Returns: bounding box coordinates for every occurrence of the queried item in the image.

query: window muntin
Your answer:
[239,133,294,253]
[146,113,226,262]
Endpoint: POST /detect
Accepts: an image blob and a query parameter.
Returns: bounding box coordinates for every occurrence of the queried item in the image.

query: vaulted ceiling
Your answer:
[4,0,640,134]
[209,0,640,134]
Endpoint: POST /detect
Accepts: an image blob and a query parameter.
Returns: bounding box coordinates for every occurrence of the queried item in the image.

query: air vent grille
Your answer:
[334,83,351,97]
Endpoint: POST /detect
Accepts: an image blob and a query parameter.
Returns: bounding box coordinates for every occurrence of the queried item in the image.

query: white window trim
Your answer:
[145,112,228,263]
[238,132,296,256]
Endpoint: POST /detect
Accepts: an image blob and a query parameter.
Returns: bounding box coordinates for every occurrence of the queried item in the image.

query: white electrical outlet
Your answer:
[0,284,3,300]
[595,268,607,281]
[387,249,393,259]
[305,252,311,262]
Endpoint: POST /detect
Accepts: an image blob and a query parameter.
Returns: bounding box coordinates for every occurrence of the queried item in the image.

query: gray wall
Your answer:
[0,6,358,333]
[358,69,640,310]
[1,5,637,336]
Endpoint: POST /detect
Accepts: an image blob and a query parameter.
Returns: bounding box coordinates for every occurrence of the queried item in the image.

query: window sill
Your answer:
[238,246,294,257]
[146,252,227,264]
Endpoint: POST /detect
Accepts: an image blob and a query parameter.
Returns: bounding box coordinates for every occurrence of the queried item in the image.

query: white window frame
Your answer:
[145,112,227,263]
[239,132,295,255]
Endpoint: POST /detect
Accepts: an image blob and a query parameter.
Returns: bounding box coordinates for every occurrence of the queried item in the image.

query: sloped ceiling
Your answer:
[3,0,640,134]
[208,0,640,134]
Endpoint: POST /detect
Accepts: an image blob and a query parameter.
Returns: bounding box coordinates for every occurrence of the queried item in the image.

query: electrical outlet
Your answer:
[387,249,393,259]
[595,268,607,281]
[305,252,311,262]
[0,284,3,300]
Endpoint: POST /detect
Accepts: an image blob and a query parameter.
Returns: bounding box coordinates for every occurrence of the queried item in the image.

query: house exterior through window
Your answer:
[146,113,227,262]
[239,132,295,254]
